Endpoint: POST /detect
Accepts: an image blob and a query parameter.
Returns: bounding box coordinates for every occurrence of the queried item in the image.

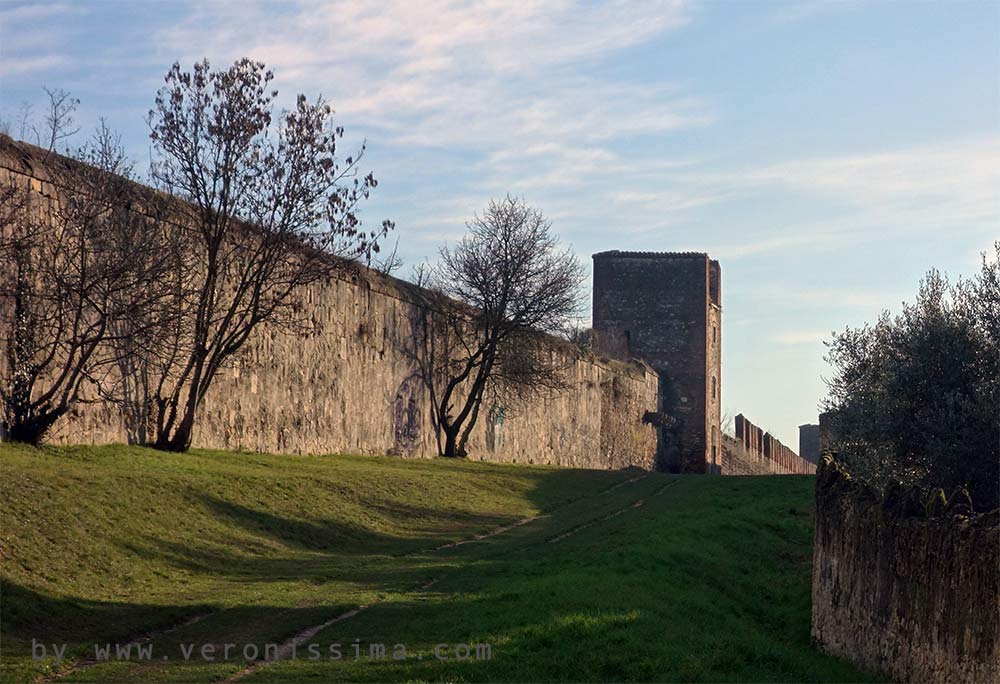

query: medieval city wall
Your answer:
[811,455,999,682]
[720,414,814,475]
[0,136,659,469]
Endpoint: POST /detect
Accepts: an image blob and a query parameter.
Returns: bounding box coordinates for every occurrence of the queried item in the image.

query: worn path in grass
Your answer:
[0,444,880,682]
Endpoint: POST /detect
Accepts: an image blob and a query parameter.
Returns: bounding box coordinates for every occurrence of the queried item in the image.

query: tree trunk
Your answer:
[153,409,195,452]
[442,426,461,458]
[3,410,65,446]
[151,395,198,452]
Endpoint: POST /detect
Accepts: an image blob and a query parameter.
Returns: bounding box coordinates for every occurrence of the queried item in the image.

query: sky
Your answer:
[2,0,998,448]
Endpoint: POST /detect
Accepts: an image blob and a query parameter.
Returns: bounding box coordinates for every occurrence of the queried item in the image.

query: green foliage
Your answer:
[0,444,877,682]
[823,243,1000,511]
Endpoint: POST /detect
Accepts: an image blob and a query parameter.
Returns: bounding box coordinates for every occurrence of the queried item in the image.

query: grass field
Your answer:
[0,443,880,683]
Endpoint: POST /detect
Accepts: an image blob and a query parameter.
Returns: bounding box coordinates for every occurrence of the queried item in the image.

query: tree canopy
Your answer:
[823,244,1000,511]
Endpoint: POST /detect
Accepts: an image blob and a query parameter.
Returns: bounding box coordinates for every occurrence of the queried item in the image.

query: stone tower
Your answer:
[799,423,821,464]
[592,251,722,473]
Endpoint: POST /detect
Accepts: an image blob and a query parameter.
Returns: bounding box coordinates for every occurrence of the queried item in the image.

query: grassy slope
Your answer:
[0,444,878,683]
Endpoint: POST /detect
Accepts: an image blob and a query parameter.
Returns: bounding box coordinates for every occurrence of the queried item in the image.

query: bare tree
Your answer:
[568,324,594,351]
[145,58,392,451]
[0,102,32,141]
[371,236,404,275]
[721,409,735,437]
[35,88,80,154]
[422,196,584,457]
[0,124,166,444]
[72,123,186,445]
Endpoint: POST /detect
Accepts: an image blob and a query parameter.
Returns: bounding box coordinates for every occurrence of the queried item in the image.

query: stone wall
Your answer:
[720,434,813,475]
[707,300,721,473]
[591,251,721,474]
[0,135,659,469]
[720,414,814,475]
[812,455,1000,682]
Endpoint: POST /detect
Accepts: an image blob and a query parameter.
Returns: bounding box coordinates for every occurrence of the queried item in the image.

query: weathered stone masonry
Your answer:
[0,135,659,469]
[720,413,814,475]
[812,455,999,682]
[592,251,722,473]
[2,136,812,476]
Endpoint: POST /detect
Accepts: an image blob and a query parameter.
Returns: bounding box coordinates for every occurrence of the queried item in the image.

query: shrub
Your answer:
[823,243,999,511]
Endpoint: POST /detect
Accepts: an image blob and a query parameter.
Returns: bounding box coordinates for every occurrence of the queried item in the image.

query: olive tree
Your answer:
[822,243,1000,511]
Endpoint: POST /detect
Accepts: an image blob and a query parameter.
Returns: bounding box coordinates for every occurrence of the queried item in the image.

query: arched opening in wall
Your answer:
[712,326,716,344]
[711,425,718,468]
[711,376,717,400]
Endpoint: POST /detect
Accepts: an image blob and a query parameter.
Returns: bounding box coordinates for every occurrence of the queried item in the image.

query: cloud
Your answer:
[140,0,714,210]
[0,2,77,25]
[0,54,69,77]
[152,1,698,149]
[771,330,830,345]
[5,0,996,273]
[0,3,83,76]
[747,139,1000,224]
[134,1,711,253]
[787,287,895,310]
[672,137,1000,259]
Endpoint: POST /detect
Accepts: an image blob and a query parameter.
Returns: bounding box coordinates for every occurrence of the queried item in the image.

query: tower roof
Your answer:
[592,250,710,259]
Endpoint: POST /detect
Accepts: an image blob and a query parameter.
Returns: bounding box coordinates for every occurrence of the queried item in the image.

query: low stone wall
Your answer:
[1,135,659,470]
[811,455,1000,682]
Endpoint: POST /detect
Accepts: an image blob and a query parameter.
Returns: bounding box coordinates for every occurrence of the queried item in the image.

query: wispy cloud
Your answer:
[136,0,709,248]
[746,139,1000,226]
[0,3,83,77]
[0,2,77,24]
[5,0,997,266]
[152,1,700,151]
[0,54,69,77]
[675,137,1000,259]
[771,330,830,345]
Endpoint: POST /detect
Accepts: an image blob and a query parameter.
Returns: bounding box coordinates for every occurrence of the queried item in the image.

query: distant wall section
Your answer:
[720,414,815,475]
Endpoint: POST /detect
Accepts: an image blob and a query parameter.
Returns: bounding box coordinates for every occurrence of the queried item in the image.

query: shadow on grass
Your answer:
[0,580,212,650]
[195,493,516,554]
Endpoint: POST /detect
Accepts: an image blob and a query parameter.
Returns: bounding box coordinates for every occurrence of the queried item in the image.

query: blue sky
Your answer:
[2,0,998,447]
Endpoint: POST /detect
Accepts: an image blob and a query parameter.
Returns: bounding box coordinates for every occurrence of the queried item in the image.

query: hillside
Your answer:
[0,444,878,682]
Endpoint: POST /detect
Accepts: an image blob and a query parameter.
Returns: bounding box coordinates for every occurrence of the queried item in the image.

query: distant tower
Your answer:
[799,423,821,464]
[592,251,722,473]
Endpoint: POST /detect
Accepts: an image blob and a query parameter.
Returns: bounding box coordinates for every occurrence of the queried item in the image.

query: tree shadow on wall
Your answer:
[384,286,452,459]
